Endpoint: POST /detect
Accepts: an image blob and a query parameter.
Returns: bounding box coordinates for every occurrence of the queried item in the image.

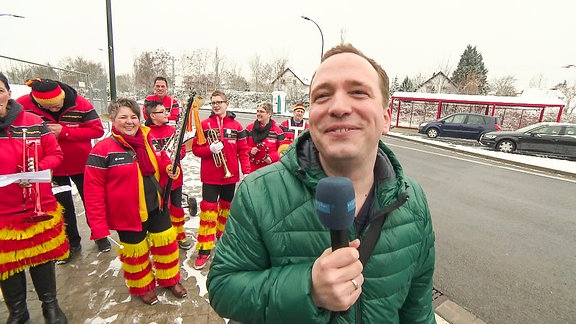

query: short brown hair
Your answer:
[108,98,140,120]
[257,102,273,114]
[211,90,228,102]
[312,43,390,108]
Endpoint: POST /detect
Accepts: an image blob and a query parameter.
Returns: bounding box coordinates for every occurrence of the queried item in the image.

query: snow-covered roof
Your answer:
[391,91,565,107]
[272,68,311,86]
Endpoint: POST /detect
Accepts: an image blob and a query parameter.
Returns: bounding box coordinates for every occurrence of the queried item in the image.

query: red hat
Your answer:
[293,103,306,112]
[25,78,65,106]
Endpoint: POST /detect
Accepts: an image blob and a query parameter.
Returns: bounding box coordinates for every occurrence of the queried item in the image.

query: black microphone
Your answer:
[316,177,355,250]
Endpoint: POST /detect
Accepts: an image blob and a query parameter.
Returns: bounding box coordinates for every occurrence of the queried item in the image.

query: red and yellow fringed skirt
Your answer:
[0,204,69,280]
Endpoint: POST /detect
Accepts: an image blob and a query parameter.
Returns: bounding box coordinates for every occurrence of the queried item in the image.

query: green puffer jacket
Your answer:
[208,132,436,324]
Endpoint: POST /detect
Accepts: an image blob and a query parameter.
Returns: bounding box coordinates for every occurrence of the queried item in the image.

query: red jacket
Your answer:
[147,123,185,188]
[17,82,104,176]
[84,126,173,239]
[144,95,180,122]
[246,120,286,172]
[0,100,63,221]
[191,112,251,185]
[280,118,309,143]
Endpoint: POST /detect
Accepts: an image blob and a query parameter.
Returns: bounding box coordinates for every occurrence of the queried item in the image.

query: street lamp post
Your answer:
[0,13,25,18]
[105,0,117,100]
[301,16,324,61]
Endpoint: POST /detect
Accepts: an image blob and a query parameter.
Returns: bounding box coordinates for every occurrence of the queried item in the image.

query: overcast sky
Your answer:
[2,0,576,90]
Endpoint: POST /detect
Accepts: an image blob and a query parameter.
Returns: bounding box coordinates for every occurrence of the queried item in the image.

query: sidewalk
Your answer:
[0,154,225,323]
[0,149,489,323]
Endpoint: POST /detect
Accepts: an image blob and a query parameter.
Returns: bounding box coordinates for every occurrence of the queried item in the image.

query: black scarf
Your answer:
[0,100,22,130]
[251,120,273,144]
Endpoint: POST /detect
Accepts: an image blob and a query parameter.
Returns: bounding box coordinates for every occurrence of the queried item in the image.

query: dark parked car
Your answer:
[418,113,501,140]
[479,122,576,160]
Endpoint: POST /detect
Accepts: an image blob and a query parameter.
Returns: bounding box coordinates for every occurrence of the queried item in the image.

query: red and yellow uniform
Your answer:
[0,101,67,280]
[191,111,251,252]
[84,126,181,296]
[148,123,187,242]
[246,120,286,172]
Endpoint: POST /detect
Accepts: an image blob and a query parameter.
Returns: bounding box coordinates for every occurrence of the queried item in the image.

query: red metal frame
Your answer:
[390,92,565,130]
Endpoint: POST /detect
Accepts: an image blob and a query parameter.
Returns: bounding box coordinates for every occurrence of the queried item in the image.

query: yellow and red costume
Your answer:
[0,100,67,280]
[84,126,181,296]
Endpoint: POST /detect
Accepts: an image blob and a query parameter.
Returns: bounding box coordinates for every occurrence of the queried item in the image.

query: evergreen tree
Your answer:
[399,76,414,92]
[390,76,400,94]
[451,45,489,95]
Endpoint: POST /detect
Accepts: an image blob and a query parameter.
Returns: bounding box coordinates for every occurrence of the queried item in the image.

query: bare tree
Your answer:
[222,61,248,91]
[339,28,347,44]
[182,48,210,93]
[116,73,133,95]
[132,49,174,97]
[133,52,156,97]
[528,73,547,89]
[490,75,518,96]
[249,54,265,91]
[555,81,576,115]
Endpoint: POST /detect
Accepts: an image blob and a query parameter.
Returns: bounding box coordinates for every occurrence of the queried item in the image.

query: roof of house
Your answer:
[271,68,311,86]
[416,71,458,90]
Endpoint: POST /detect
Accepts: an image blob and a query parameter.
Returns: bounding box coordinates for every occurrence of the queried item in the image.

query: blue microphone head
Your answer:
[315,177,355,230]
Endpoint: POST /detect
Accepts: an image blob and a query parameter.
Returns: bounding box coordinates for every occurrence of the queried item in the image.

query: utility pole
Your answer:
[105,0,117,100]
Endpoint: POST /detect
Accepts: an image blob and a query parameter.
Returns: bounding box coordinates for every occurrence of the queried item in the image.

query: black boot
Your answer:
[0,271,31,324]
[29,262,68,324]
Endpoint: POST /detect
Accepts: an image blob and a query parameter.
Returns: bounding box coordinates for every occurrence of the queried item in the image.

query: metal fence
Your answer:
[0,54,108,116]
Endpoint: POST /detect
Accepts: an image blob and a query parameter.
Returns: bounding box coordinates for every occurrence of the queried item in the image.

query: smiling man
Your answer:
[208,44,436,323]
[143,77,180,123]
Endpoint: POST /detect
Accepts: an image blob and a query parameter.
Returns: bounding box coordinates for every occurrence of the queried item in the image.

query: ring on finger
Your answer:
[351,279,359,290]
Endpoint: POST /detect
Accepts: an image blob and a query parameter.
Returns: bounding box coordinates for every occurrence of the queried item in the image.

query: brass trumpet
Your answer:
[20,128,53,222]
[207,129,233,179]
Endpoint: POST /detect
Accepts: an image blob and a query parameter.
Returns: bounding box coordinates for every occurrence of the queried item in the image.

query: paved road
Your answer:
[385,135,576,324]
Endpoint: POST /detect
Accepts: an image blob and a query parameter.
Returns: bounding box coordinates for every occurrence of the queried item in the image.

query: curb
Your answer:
[435,300,487,324]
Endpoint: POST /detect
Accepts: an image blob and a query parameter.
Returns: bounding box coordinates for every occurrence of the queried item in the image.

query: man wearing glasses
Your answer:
[190,90,251,270]
[143,77,180,124]
[17,78,110,261]
[143,100,191,250]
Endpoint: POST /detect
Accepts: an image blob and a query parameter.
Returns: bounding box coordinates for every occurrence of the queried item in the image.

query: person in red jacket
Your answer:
[143,77,180,124]
[17,78,109,263]
[84,97,187,305]
[279,103,310,156]
[143,100,191,250]
[191,90,251,270]
[0,73,69,323]
[245,102,286,172]
[280,103,309,142]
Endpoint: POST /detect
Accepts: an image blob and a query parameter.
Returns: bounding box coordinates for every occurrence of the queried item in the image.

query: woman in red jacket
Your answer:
[84,98,187,305]
[17,78,108,261]
[245,102,286,172]
[0,73,68,323]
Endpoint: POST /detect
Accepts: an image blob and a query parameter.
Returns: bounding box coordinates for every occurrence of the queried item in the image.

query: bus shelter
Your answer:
[390,91,566,130]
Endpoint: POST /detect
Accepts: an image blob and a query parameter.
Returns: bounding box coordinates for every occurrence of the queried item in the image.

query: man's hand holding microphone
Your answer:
[311,177,363,313]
